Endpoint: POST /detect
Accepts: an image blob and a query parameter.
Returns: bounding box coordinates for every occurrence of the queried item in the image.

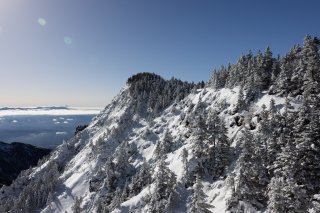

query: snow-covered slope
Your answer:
[2,75,306,213]
[2,36,320,213]
[47,86,245,213]
[1,73,296,213]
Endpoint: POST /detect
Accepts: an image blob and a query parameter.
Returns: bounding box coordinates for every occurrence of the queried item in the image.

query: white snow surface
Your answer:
[18,85,299,213]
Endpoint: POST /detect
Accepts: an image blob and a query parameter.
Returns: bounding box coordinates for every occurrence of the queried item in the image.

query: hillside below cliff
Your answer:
[0,141,51,186]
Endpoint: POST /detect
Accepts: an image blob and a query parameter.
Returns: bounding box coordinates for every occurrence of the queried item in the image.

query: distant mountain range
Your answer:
[0,141,51,186]
[0,106,102,116]
[0,106,69,111]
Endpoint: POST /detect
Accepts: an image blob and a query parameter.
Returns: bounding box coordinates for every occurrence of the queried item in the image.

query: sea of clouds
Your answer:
[0,107,102,148]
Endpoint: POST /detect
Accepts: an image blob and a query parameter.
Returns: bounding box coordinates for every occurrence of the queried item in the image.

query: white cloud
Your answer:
[56,132,67,135]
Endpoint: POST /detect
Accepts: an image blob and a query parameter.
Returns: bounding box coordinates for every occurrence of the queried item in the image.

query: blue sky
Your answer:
[0,0,319,107]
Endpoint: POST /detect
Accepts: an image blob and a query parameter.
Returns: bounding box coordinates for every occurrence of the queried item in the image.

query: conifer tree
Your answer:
[212,119,230,178]
[181,148,189,174]
[188,176,213,213]
[229,129,267,211]
[191,115,208,175]
[301,35,320,90]
[72,196,83,213]
[130,160,151,196]
[149,157,177,213]
[181,148,189,185]
[235,85,245,111]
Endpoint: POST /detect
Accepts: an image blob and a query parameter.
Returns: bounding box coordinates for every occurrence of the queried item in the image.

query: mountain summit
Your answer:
[1,36,320,213]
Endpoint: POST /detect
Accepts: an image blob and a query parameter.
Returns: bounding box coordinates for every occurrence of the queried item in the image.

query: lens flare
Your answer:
[37,18,47,26]
[64,36,73,45]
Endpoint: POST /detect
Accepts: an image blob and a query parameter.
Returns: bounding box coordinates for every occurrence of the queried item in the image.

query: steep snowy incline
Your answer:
[46,84,288,212]
[42,86,136,213]
[45,86,243,213]
[0,73,299,213]
[0,85,134,212]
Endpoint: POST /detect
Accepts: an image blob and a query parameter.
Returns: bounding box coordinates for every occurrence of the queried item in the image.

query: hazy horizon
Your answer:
[0,106,101,147]
[0,105,104,109]
[1,0,320,107]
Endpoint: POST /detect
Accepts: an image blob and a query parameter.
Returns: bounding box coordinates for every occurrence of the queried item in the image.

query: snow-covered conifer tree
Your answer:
[149,156,177,213]
[188,176,213,213]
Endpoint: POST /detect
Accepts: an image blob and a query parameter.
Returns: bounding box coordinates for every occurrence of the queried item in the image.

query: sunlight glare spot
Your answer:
[64,36,73,45]
[38,18,47,26]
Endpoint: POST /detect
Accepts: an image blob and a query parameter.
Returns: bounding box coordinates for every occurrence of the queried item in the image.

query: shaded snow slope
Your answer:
[0,141,51,186]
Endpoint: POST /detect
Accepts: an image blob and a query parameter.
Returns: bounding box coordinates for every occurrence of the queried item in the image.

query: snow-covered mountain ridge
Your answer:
[1,36,320,213]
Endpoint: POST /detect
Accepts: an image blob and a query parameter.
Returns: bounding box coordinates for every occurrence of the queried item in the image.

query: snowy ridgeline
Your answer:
[1,35,320,213]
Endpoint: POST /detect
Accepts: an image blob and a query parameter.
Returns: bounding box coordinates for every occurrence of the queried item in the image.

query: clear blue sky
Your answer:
[0,0,319,107]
